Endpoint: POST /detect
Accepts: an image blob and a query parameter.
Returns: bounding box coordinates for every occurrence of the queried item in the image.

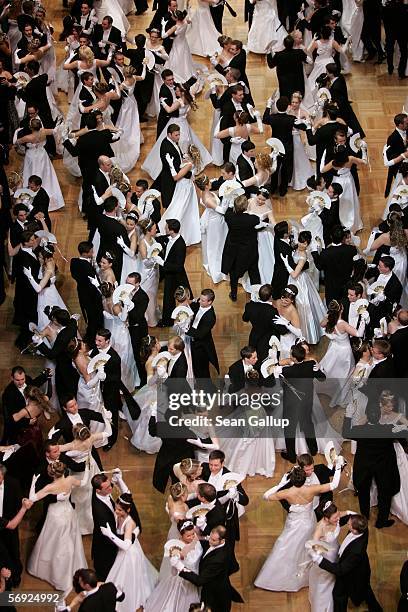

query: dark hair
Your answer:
[174,9,187,19]
[230,84,244,96]
[26,60,40,74]
[85,113,97,130]
[283,34,294,49]
[73,569,98,592]
[78,241,93,255]
[307,175,324,190]
[379,255,395,270]
[289,466,306,487]
[116,492,140,527]
[91,472,108,491]
[326,62,339,77]
[201,288,215,303]
[166,218,181,233]
[14,204,29,215]
[366,404,381,424]
[394,113,407,128]
[102,15,113,24]
[329,182,343,197]
[103,197,118,213]
[281,284,298,302]
[134,33,146,47]
[350,514,368,533]
[61,394,76,408]
[291,344,306,362]
[28,175,42,186]
[326,299,342,333]
[96,328,112,341]
[198,482,217,502]
[348,282,363,297]
[241,140,255,153]
[162,69,173,80]
[326,102,339,120]
[321,501,338,518]
[21,230,34,245]
[276,96,289,112]
[298,230,311,245]
[50,308,71,326]
[209,449,225,462]
[177,519,195,535]
[80,71,93,84]
[372,338,391,357]
[11,366,25,377]
[321,25,332,39]
[297,453,314,468]
[259,283,273,302]
[230,39,242,49]
[135,179,149,190]
[222,161,236,175]
[140,335,158,362]
[127,271,141,284]
[274,220,289,239]
[169,335,185,351]
[240,345,256,360]
[99,281,114,298]
[331,225,345,244]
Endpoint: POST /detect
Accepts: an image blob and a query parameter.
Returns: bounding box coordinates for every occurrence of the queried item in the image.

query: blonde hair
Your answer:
[123,65,136,78]
[73,424,91,441]
[170,481,188,500]
[256,152,273,171]
[388,211,408,249]
[188,144,201,170]
[180,458,201,480]
[79,46,94,63]
[47,461,65,479]
[138,218,155,235]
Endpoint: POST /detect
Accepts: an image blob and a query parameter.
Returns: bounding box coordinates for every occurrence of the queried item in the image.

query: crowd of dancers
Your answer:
[0,0,408,609]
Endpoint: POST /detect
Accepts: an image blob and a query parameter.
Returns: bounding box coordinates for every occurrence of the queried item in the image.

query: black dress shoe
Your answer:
[375,519,395,529]
[375,53,385,64]
[281,451,296,463]
[229,292,237,302]
[103,444,113,452]
[388,65,394,75]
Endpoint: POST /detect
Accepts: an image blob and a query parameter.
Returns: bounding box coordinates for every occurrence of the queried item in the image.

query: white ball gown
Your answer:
[186,0,221,57]
[22,141,65,211]
[335,167,363,233]
[37,278,67,329]
[104,311,140,391]
[167,22,195,82]
[27,491,87,595]
[145,540,202,611]
[106,515,159,611]
[388,245,408,308]
[124,375,162,453]
[317,325,355,406]
[75,372,110,447]
[200,194,228,284]
[111,81,142,173]
[140,238,161,327]
[158,166,202,246]
[247,0,287,54]
[307,40,336,89]
[254,501,316,591]
[93,0,129,32]
[66,447,105,535]
[289,121,314,191]
[341,0,364,62]
[142,104,212,180]
[290,252,326,344]
[120,228,141,284]
[308,524,340,612]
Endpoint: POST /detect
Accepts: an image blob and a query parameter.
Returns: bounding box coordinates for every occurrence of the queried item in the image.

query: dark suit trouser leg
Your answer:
[229,263,239,298]
[397,35,408,78]
[108,408,119,447]
[376,486,392,525]
[129,329,147,387]
[365,584,383,611]
[283,411,298,461]
[222,137,231,164]
[332,593,348,612]
[357,474,372,519]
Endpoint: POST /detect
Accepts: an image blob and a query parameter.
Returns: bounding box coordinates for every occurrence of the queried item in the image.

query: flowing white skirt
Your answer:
[309,542,338,612]
[124,383,162,453]
[291,270,326,344]
[336,169,363,233]
[70,453,100,535]
[145,571,200,611]
[289,131,314,191]
[110,317,140,391]
[22,146,65,211]
[111,95,142,173]
[219,436,276,477]
[186,3,221,57]
[140,260,160,327]
[37,284,66,330]
[200,207,228,283]
[247,1,287,54]
[159,178,201,246]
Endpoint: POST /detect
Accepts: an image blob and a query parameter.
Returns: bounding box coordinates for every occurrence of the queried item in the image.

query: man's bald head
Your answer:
[98,156,113,172]
[398,310,408,326]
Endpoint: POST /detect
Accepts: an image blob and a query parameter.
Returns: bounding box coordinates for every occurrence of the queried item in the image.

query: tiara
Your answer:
[104,251,114,261]
[118,495,131,506]
[323,500,333,511]
[284,287,295,295]
[78,426,88,436]
[179,520,193,530]
[43,243,54,255]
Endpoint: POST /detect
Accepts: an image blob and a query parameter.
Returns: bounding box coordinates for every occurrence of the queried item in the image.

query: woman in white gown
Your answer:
[93,0,130,32]
[255,465,341,592]
[274,285,303,358]
[23,246,67,330]
[146,29,170,117]
[158,145,202,246]
[58,421,111,535]
[186,0,221,57]
[105,493,159,611]
[142,84,212,179]
[101,282,140,392]
[322,150,367,233]
[195,175,228,284]
[308,502,355,612]
[166,11,195,82]
[247,0,287,54]
[288,92,314,190]
[16,120,65,211]
[382,163,408,219]
[27,461,87,596]
[215,110,264,165]
[145,520,201,611]
[307,28,342,90]
[138,219,161,327]
[367,211,408,307]
[120,212,140,284]
[282,230,326,344]
[124,336,162,454]
[318,300,360,406]
[111,65,147,172]
[341,0,364,62]
[171,287,194,380]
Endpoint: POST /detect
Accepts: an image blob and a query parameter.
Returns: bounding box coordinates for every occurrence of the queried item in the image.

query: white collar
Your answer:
[396,128,407,140]
[170,351,181,362]
[84,586,100,597]
[242,360,253,373]
[372,356,387,365]
[168,233,180,243]
[338,531,363,556]
[204,541,224,557]
[98,345,111,354]
[79,256,91,261]
[21,246,34,255]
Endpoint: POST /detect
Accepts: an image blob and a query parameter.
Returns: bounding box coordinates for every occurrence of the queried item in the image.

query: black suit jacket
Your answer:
[242,300,287,361]
[267,48,307,98]
[91,492,117,580]
[384,129,408,196]
[156,234,192,323]
[366,268,403,323]
[156,136,183,207]
[63,130,116,182]
[271,238,296,300]
[216,48,251,96]
[330,75,364,137]
[70,257,103,318]
[29,187,51,230]
[50,408,105,444]
[1,476,23,580]
[236,153,255,189]
[78,583,124,612]
[306,121,348,173]
[221,209,259,280]
[13,249,40,326]
[96,214,130,279]
[312,243,357,304]
[390,326,408,377]
[20,74,53,126]
[262,110,296,153]
[37,320,79,398]
[92,24,124,53]
[1,373,47,444]
[180,542,243,610]
[187,302,219,372]
[90,347,122,413]
[127,287,149,338]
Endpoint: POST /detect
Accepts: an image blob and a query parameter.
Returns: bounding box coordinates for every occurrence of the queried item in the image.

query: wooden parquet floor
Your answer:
[1,2,407,610]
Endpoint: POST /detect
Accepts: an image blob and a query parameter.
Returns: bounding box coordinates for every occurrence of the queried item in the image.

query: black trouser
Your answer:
[333,585,383,612]
[129,326,147,387]
[210,3,224,33]
[80,297,104,347]
[384,29,407,77]
[357,474,392,525]
[270,153,293,196]
[229,258,260,298]
[361,10,383,57]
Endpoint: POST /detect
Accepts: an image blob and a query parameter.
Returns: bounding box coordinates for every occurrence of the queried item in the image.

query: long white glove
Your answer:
[165,153,177,177]
[111,468,129,494]
[196,514,207,531]
[117,235,134,257]
[329,465,342,491]
[263,471,290,500]
[371,292,386,305]
[280,253,293,273]
[23,267,41,293]
[29,473,41,501]
[153,255,165,266]
[273,315,302,337]
[254,110,264,133]
[170,555,185,571]
[96,367,106,381]
[88,275,100,289]
[101,523,132,551]
[118,303,129,322]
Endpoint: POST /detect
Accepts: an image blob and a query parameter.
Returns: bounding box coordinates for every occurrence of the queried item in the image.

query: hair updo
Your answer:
[289,466,306,488]
[73,424,91,441]
[174,285,191,303]
[170,481,188,501]
[326,299,342,333]
[47,460,65,479]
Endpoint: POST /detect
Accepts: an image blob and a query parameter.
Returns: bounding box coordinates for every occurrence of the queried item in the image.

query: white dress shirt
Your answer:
[192,305,211,329]
[167,351,181,375]
[0,482,4,517]
[338,531,363,556]
[208,469,224,491]
[164,234,180,260]
[203,541,225,558]
[95,492,115,513]
[67,411,83,427]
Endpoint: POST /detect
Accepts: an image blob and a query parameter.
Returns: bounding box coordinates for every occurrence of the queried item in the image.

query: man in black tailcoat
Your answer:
[12,230,40,348]
[281,344,326,463]
[187,289,219,382]
[271,221,296,300]
[267,35,308,99]
[27,176,51,230]
[326,63,365,137]
[70,241,104,346]
[311,514,383,611]
[218,84,255,163]
[125,272,149,386]
[242,283,288,361]
[366,255,403,332]
[228,346,258,393]
[0,467,23,586]
[383,113,408,197]
[221,195,261,301]
[306,103,347,178]
[155,122,183,207]
[389,309,408,377]
[178,525,244,611]
[236,141,256,195]
[89,330,122,451]
[67,569,125,612]
[96,197,130,281]
[156,219,192,327]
